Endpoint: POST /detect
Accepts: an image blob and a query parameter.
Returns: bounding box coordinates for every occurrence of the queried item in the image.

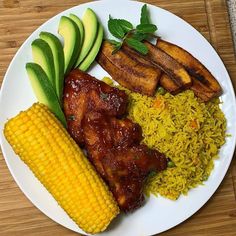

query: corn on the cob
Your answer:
[4,103,119,234]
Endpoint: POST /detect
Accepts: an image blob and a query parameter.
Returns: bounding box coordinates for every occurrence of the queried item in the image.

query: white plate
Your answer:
[0,0,236,235]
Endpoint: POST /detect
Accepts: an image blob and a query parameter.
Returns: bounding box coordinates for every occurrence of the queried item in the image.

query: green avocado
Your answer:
[69,13,84,54]
[31,38,55,89]
[79,23,103,71]
[39,32,64,105]
[74,8,98,67]
[58,16,80,75]
[26,63,67,127]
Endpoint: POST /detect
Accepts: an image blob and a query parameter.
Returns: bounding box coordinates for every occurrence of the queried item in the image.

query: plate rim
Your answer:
[0,0,236,235]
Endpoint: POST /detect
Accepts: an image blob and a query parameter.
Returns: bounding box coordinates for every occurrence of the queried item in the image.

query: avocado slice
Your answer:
[39,32,64,105]
[69,13,84,54]
[74,8,98,68]
[79,23,103,71]
[31,38,55,89]
[26,63,67,127]
[58,16,80,75]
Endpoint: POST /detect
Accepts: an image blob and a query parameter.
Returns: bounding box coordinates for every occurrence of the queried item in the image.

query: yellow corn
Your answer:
[4,103,119,234]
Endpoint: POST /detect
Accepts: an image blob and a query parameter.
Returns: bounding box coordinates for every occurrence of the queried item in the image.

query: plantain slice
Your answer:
[156,39,222,98]
[143,41,192,89]
[97,41,161,96]
[159,74,182,94]
[122,44,157,68]
[122,44,184,95]
[190,76,216,102]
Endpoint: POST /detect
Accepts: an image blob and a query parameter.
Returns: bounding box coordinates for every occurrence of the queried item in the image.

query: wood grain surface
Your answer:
[0,0,236,235]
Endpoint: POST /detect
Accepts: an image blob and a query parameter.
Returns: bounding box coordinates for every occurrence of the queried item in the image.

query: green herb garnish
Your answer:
[126,38,148,55]
[107,4,158,55]
[68,115,75,121]
[148,171,157,178]
[100,92,109,100]
[140,4,150,24]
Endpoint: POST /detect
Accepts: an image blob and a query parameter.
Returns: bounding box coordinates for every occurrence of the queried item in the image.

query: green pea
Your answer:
[157,86,166,95]
[167,161,175,168]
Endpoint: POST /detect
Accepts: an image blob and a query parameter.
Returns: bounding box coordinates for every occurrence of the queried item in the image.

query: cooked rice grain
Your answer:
[123,88,226,200]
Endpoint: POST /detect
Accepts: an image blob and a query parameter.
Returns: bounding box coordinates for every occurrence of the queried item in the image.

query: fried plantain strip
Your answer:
[97,41,161,96]
[190,76,216,101]
[122,44,157,68]
[156,39,222,96]
[143,41,192,88]
[159,74,182,94]
[122,44,185,94]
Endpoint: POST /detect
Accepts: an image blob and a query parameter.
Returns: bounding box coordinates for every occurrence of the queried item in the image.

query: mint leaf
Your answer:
[108,17,126,38]
[117,19,133,33]
[125,38,148,55]
[131,32,148,41]
[140,4,150,24]
[108,16,133,39]
[107,39,123,54]
[136,23,157,34]
[107,4,158,54]
[107,39,121,46]
[112,43,122,54]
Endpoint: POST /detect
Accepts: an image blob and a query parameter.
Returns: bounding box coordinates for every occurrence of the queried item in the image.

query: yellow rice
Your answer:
[121,87,226,200]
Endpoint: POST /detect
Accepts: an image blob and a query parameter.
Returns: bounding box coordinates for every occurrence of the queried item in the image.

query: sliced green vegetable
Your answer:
[26,63,67,127]
[58,16,80,75]
[79,23,104,71]
[39,32,64,104]
[31,38,55,88]
[69,13,84,55]
[74,8,98,67]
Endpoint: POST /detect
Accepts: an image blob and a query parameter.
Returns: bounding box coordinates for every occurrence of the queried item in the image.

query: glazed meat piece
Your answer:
[110,117,143,148]
[82,111,167,212]
[63,69,128,145]
[64,70,167,211]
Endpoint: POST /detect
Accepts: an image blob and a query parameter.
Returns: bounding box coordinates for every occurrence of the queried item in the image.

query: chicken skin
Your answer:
[63,69,128,145]
[63,69,167,211]
[82,111,167,211]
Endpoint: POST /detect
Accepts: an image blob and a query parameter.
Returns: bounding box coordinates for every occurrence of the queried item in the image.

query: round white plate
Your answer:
[0,0,236,235]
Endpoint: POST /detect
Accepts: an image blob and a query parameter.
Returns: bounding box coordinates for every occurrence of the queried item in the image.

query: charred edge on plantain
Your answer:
[186,67,210,85]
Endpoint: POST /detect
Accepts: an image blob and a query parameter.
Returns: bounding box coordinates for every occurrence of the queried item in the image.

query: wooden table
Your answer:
[0,0,236,235]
